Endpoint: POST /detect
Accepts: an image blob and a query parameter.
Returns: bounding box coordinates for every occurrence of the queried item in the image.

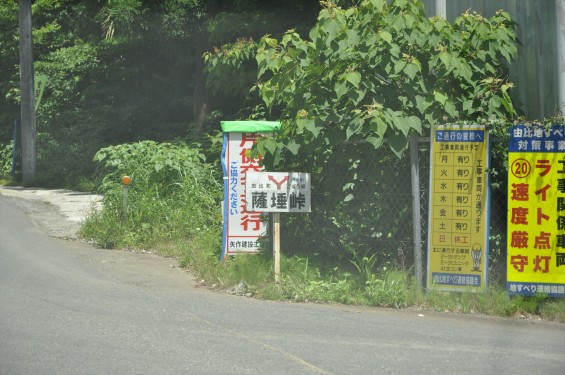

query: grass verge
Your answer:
[83,210,565,323]
[80,140,565,324]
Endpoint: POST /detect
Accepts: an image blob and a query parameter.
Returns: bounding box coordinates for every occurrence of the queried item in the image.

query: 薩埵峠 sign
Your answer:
[245,172,311,213]
[220,121,280,260]
[427,124,490,292]
[507,124,565,298]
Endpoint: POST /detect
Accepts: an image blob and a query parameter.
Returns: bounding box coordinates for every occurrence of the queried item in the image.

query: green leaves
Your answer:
[344,71,361,87]
[395,116,422,136]
[204,38,259,96]
[369,0,387,12]
[297,118,322,138]
[378,30,392,44]
[320,17,342,40]
[262,138,278,155]
[93,141,211,194]
[388,131,408,158]
[434,91,448,105]
[403,61,420,80]
[255,0,518,163]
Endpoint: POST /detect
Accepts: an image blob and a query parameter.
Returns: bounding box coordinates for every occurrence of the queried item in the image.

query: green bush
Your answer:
[0,142,14,179]
[81,141,222,251]
[364,270,416,308]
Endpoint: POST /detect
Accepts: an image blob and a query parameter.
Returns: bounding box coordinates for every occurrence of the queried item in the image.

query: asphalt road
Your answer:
[1,195,564,375]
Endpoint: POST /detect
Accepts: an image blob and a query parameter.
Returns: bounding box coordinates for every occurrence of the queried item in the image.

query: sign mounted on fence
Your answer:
[245,172,311,213]
[220,121,280,260]
[427,124,490,292]
[507,124,565,298]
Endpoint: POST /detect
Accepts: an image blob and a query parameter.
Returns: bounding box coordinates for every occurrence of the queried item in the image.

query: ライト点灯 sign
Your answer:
[507,124,565,298]
[245,172,311,213]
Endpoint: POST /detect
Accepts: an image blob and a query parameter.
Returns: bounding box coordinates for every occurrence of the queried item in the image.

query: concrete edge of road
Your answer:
[0,186,102,238]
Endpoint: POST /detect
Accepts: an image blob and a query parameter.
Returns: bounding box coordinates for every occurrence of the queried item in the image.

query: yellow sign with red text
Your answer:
[507,125,565,297]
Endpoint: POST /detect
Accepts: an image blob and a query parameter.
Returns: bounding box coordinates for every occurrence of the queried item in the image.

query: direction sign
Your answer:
[245,172,311,213]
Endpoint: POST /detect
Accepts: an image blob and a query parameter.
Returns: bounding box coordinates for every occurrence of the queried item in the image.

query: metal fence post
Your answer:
[410,136,423,290]
[557,0,565,110]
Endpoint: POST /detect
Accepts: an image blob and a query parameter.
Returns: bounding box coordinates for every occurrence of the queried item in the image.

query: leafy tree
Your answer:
[246,0,518,266]
[0,0,20,143]
[254,0,517,162]
[0,0,328,186]
[200,0,321,128]
[1,0,209,186]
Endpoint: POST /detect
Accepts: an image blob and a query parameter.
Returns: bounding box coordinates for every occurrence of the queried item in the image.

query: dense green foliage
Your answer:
[254,0,517,161]
[82,141,222,249]
[243,0,518,267]
[1,0,322,186]
[1,0,204,186]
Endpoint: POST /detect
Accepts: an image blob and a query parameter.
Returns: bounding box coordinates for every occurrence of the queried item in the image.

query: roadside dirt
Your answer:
[0,186,197,290]
[0,187,101,240]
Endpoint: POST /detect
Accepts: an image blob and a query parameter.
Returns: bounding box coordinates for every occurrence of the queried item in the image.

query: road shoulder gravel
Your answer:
[0,186,101,239]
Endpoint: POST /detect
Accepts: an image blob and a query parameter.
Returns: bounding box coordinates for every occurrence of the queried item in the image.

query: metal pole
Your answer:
[434,0,447,18]
[121,175,131,224]
[122,185,129,224]
[535,0,545,119]
[410,136,423,290]
[557,0,565,112]
[18,0,36,185]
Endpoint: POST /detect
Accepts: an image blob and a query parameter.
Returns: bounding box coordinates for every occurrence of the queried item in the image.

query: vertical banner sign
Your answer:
[245,172,311,213]
[427,124,490,291]
[220,121,280,260]
[507,124,565,298]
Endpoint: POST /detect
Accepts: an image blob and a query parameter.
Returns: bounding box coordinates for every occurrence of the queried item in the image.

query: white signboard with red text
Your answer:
[220,121,280,260]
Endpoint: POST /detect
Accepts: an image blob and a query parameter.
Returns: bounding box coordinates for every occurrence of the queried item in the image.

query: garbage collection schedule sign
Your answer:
[507,124,565,298]
[427,124,490,292]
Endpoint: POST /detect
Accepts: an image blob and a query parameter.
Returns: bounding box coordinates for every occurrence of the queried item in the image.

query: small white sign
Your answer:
[245,172,311,213]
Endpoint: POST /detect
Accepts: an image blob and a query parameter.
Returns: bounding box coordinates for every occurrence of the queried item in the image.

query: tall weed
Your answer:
[364,270,416,308]
[82,141,222,250]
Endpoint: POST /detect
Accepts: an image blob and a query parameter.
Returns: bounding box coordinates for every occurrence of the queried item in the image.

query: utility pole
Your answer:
[18,0,36,184]
[434,0,446,18]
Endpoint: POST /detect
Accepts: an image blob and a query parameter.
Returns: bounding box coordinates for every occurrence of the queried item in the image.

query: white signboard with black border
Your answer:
[245,172,311,213]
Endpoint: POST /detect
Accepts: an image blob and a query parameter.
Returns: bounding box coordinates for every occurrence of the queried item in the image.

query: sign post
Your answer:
[245,171,311,282]
[220,121,280,260]
[273,212,281,283]
[121,175,131,224]
[427,124,490,292]
[507,124,565,298]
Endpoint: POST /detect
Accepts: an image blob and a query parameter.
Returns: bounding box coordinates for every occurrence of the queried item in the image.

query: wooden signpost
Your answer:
[245,172,311,283]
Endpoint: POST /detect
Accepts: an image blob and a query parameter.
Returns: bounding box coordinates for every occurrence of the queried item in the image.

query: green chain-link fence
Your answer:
[277,135,510,286]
